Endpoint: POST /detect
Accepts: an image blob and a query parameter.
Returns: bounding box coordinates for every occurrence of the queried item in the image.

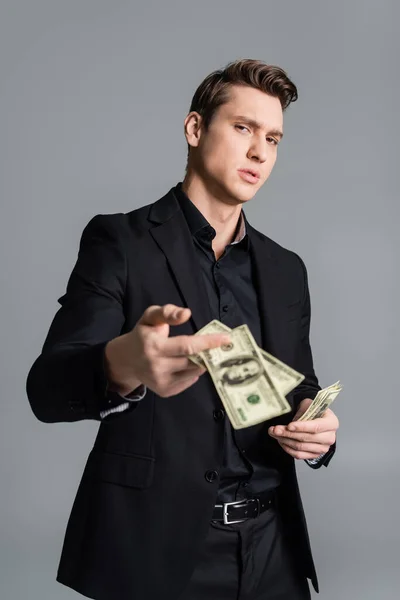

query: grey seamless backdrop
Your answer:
[1,1,398,599]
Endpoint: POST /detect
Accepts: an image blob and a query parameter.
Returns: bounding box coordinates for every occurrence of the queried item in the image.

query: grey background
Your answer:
[1,1,398,598]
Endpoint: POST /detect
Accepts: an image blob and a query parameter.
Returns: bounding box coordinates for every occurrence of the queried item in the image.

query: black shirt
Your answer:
[174,183,282,503]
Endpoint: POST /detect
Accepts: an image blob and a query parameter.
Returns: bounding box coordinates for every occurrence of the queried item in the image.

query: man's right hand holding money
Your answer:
[104,304,231,398]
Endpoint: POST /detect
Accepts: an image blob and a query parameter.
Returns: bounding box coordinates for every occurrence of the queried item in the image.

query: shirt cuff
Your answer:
[305,453,326,466]
[121,384,146,401]
[100,384,147,419]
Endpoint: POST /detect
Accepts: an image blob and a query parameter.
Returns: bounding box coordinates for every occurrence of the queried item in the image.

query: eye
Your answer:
[235,125,250,133]
[266,137,279,146]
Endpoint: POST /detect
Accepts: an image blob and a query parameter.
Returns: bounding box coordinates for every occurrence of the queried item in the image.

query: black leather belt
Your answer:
[212,489,276,525]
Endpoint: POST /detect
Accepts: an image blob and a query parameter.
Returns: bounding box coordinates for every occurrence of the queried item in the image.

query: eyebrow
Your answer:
[232,115,284,139]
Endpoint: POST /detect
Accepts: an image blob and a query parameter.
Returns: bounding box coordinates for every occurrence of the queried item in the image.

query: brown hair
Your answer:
[188,58,298,131]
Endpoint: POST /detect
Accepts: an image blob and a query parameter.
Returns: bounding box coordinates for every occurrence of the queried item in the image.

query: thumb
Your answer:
[140,304,191,327]
[293,397,313,421]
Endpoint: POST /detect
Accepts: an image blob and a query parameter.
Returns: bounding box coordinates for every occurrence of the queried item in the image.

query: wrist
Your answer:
[104,336,142,396]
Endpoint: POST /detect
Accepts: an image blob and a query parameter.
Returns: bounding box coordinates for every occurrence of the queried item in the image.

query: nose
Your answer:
[247,135,267,163]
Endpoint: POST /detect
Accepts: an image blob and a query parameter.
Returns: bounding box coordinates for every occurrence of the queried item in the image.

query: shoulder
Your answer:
[81,185,179,240]
[80,201,155,243]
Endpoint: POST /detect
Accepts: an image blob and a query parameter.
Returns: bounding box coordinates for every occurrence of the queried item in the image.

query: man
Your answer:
[27,59,339,600]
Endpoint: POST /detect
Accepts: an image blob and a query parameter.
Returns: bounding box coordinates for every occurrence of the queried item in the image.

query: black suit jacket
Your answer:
[27,187,335,600]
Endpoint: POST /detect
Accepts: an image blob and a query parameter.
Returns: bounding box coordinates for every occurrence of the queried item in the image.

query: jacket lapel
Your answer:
[148,188,212,331]
[247,223,284,355]
[246,223,299,416]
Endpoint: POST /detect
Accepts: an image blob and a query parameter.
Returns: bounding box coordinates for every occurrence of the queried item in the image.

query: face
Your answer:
[224,359,261,384]
[185,85,284,205]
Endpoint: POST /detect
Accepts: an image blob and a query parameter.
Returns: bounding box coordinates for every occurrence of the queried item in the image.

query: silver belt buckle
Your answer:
[221,499,248,525]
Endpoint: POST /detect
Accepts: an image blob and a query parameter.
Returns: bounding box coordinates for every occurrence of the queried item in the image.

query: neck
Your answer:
[181,171,242,259]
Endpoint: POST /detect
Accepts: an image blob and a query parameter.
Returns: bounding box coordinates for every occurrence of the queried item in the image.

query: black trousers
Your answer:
[178,502,311,600]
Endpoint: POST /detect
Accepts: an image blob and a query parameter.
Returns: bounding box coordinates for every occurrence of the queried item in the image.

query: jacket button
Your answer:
[213,408,225,422]
[205,470,219,483]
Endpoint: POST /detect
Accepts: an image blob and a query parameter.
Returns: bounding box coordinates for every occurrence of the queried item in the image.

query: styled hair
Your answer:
[188,58,298,131]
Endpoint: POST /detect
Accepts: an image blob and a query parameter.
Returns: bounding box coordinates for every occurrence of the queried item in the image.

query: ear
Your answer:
[184,111,203,149]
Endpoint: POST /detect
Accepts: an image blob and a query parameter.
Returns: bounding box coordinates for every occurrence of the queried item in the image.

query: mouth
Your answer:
[237,168,260,184]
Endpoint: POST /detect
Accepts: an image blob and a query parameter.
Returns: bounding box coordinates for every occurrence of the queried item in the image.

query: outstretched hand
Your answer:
[105,304,231,398]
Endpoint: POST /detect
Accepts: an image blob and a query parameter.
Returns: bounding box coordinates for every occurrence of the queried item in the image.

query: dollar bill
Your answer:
[310,381,342,419]
[297,381,342,421]
[311,383,342,419]
[299,388,329,421]
[190,319,305,397]
[200,324,291,429]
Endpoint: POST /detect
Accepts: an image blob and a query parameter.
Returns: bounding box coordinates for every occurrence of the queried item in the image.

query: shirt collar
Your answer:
[174,182,247,246]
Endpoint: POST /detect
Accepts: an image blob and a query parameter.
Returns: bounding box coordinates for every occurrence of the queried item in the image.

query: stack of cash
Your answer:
[297,381,342,421]
[189,319,341,429]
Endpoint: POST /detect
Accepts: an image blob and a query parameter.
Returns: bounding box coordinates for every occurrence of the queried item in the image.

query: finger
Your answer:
[269,428,334,445]
[293,399,313,421]
[168,357,206,374]
[161,333,231,357]
[173,365,206,380]
[279,442,326,460]
[155,363,206,392]
[275,438,331,454]
[285,418,334,434]
[140,304,191,327]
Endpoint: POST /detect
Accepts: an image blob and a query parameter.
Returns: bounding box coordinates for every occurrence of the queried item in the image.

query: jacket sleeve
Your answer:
[305,442,336,469]
[291,253,336,468]
[26,214,139,423]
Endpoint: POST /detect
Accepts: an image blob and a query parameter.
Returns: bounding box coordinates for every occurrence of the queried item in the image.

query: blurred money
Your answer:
[297,381,342,421]
[190,319,341,428]
[190,319,305,397]
[190,320,307,429]
[200,324,291,429]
